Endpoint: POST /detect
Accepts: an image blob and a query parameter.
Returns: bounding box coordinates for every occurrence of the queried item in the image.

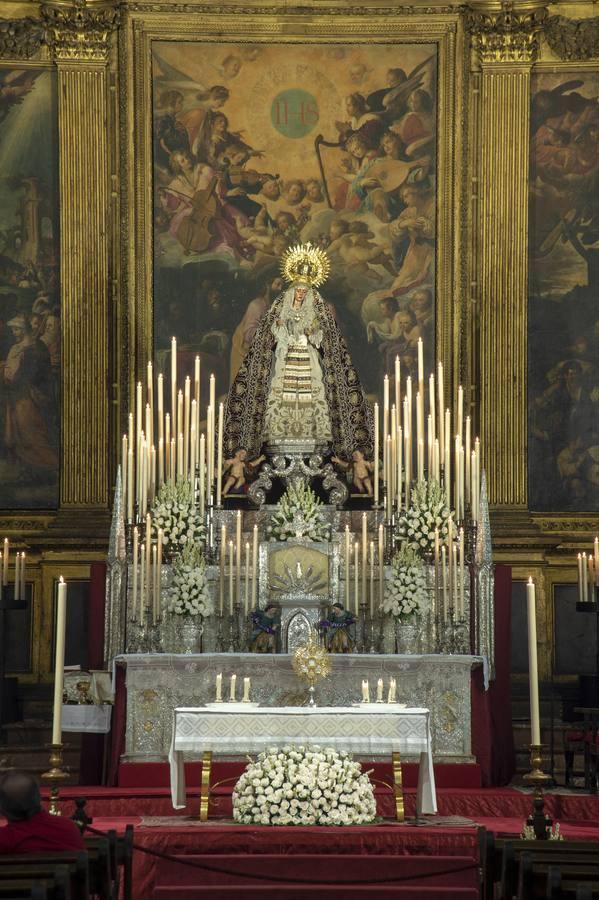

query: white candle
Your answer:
[361,679,370,703]
[378,524,384,609]
[396,426,403,511]
[3,537,9,585]
[215,672,222,702]
[441,545,448,621]
[152,543,158,625]
[354,541,359,614]
[373,402,379,506]
[465,416,471,503]
[582,553,588,604]
[183,376,191,476]
[417,337,424,393]
[136,381,142,447]
[242,676,251,702]
[158,439,164,488]
[229,673,237,702]
[14,551,20,602]
[147,361,154,446]
[457,384,463,442]
[122,434,128,510]
[433,438,439,483]
[157,373,164,447]
[229,540,234,614]
[369,541,375,618]
[595,537,599,587]
[361,513,368,601]
[429,373,436,454]
[417,438,424,483]
[376,677,384,702]
[252,524,259,610]
[190,403,197,477]
[140,544,146,616]
[20,552,25,603]
[459,527,465,617]
[526,577,541,745]
[219,525,226,615]
[344,525,350,608]
[236,510,242,606]
[170,337,177,437]
[131,527,139,620]
[444,409,451,492]
[387,677,396,704]
[216,402,224,506]
[244,541,250,616]
[452,544,458,621]
[199,434,206,518]
[437,362,444,466]
[394,355,401,418]
[52,577,68,744]
[157,528,163,616]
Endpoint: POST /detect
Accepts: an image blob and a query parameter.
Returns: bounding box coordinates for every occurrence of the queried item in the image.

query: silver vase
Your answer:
[165,617,203,654]
[395,620,421,654]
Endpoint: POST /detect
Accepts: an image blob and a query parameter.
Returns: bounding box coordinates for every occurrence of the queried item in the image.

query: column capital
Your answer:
[466,1,549,65]
[41,0,120,63]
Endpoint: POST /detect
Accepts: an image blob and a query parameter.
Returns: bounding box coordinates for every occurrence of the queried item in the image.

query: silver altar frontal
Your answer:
[116,652,484,764]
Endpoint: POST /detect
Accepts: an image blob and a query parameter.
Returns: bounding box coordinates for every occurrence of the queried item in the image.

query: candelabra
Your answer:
[358,601,368,652]
[523,744,553,840]
[42,743,69,816]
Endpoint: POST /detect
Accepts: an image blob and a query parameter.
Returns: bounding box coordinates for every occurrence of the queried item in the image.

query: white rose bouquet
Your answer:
[267,481,331,543]
[383,543,428,621]
[233,744,377,826]
[397,479,450,556]
[165,542,213,618]
[151,478,205,555]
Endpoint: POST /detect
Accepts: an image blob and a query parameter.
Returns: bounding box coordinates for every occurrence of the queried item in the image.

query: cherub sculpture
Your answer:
[331,450,374,496]
[222,450,265,496]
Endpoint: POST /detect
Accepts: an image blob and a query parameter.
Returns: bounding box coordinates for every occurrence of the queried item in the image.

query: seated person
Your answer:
[0,772,84,853]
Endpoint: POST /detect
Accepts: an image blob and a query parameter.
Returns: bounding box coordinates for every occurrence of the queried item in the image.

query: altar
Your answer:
[115,652,484,765]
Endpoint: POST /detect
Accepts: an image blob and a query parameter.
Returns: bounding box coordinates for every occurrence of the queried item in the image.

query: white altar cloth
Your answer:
[169,705,437,814]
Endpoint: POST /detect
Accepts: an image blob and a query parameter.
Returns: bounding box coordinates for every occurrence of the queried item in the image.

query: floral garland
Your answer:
[151,477,205,554]
[383,544,428,621]
[267,481,331,542]
[232,745,376,826]
[165,542,213,618]
[397,479,450,556]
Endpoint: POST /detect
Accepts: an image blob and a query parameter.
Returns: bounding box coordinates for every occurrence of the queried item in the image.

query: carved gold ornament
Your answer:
[281,243,331,288]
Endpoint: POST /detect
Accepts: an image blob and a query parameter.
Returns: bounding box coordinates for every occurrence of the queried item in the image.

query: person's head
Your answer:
[30,313,44,337]
[0,773,41,822]
[262,178,280,200]
[397,309,416,331]
[331,602,344,616]
[330,219,349,241]
[221,55,241,78]
[346,92,367,118]
[381,130,402,158]
[346,132,368,160]
[408,89,432,113]
[170,149,193,174]
[196,85,230,110]
[379,296,398,319]
[306,179,323,202]
[571,336,589,357]
[285,180,306,204]
[349,62,369,84]
[211,112,229,136]
[264,604,278,618]
[411,288,432,312]
[352,450,363,462]
[237,449,247,461]
[294,284,308,303]
[270,275,284,295]
[207,285,222,309]
[159,90,184,114]
[276,211,296,232]
[387,68,407,88]
[7,314,28,341]
[223,143,250,166]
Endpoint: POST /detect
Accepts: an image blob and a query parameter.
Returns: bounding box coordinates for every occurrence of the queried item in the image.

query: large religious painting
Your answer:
[152,42,437,410]
[528,72,599,512]
[0,68,60,509]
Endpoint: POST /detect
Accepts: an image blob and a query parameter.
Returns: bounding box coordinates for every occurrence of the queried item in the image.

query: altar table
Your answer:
[169,705,437,821]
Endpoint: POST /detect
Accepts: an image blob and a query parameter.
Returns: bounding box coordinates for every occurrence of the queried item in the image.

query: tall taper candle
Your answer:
[373,402,379,506]
[578,553,583,603]
[199,434,206,518]
[228,540,234,615]
[122,435,128,511]
[236,510,242,606]
[394,355,400,417]
[216,402,224,506]
[369,541,375,618]
[378,524,384,608]
[344,525,350,608]
[354,541,359,615]
[595,537,599,586]
[14,551,20,602]
[132,527,139,620]
[157,528,163,616]
[147,361,154,446]
[526,577,541,745]
[52,577,68,744]
[438,362,444,466]
[2,537,7,586]
[20,552,25,604]
[219,525,226,615]
[157,373,164,447]
[183,376,191,475]
[244,541,250,616]
[252,524,259,609]
[361,513,368,602]
[170,337,177,437]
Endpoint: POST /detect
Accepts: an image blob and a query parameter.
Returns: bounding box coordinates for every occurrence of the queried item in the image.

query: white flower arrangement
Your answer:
[383,544,428,621]
[151,478,205,554]
[397,479,450,556]
[166,542,213,618]
[232,744,377,826]
[267,481,331,543]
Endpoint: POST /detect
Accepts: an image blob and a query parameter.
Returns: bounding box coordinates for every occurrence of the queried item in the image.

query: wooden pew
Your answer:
[0,864,70,899]
[0,852,88,899]
[0,840,110,900]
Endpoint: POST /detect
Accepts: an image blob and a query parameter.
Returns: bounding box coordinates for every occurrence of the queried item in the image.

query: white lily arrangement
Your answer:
[165,542,213,617]
[232,744,377,826]
[383,544,428,621]
[397,479,450,556]
[268,481,331,543]
[151,477,205,554]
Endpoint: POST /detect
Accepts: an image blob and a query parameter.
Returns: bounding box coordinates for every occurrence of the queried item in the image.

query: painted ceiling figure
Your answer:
[224,243,374,462]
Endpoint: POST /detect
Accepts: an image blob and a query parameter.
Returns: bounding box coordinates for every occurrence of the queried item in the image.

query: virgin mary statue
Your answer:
[224,243,373,462]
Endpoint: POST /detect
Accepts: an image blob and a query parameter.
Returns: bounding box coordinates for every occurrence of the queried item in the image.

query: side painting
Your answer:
[152,43,437,413]
[0,69,60,508]
[528,73,599,511]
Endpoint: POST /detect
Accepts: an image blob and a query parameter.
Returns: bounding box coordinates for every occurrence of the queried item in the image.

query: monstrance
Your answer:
[292,631,331,707]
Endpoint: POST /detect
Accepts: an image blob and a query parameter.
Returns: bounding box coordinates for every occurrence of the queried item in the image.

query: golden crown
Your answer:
[280,242,330,288]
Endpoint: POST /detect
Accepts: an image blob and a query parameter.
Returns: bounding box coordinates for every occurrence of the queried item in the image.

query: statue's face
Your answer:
[294,286,308,302]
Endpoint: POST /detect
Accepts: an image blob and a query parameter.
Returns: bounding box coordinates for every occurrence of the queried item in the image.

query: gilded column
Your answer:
[42,0,119,510]
[467,1,547,511]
